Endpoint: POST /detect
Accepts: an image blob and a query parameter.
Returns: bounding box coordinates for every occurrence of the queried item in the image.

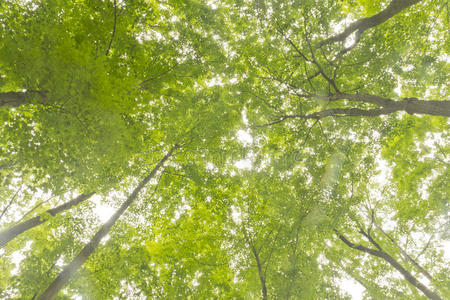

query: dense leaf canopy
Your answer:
[0,0,448,299]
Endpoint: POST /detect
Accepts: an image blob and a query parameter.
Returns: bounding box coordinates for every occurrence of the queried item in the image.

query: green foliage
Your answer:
[0,0,448,299]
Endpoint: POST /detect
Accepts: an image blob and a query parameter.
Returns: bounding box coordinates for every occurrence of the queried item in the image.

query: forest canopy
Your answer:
[0,0,448,299]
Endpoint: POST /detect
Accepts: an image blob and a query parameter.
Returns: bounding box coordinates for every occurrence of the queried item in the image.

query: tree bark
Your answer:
[320,0,422,47]
[0,91,49,107]
[263,95,450,126]
[316,94,450,117]
[335,230,442,300]
[0,92,28,107]
[0,193,94,248]
[37,147,177,300]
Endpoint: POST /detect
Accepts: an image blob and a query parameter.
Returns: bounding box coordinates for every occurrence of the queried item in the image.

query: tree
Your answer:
[0,0,448,299]
[37,147,176,299]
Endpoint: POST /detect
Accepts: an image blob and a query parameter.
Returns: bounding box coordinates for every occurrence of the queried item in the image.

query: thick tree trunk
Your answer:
[336,230,443,300]
[310,99,450,118]
[0,92,28,107]
[0,91,48,107]
[264,96,450,126]
[0,193,94,248]
[324,94,450,117]
[320,0,422,46]
[37,147,177,300]
[401,98,450,116]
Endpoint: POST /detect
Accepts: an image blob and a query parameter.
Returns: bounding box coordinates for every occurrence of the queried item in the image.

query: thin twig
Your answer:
[105,0,118,56]
[0,186,22,222]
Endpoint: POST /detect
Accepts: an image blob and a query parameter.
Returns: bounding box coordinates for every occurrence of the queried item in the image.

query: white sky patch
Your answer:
[394,82,402,96]
[372,156,391,187]
[206,162,215,171]
[20,0,38,10]
[55,255,65,267]
[443,240,450,261]
[192,271,203,287]
[234,158,252,170]
[206,77,223,87]
[136,30,164,43]
[236,130,253,145]
[340,277,364,299]
[173,203,191,221]
[344,31,357,48]
[242,109,249,125]
[93,196,116,223]
[229,77,238,84]
[332,15,355,35]
[230,205,242,224]
[207,0,218,10]
[11,240,33,275]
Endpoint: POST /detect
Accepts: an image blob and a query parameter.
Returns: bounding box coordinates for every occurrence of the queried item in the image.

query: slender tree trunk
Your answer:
[0,193,94,248]
[37,147,177,300]
[244,231,268,300]
[253,247,268,300]
[335,230,443,300]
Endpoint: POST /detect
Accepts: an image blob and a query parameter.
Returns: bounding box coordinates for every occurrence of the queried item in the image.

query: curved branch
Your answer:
[320,0,422,47]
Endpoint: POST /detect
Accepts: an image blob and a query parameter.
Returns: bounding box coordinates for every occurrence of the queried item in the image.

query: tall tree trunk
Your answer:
[37,147,177,300]
[335,230,443,300]
[0,193,94,248]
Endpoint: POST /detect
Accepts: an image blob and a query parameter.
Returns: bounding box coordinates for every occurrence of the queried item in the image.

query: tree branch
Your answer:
[320,0,422,48]
[0,193,95,248]
[335,229,443,300]
[105,0,118,56]
[0,91,48,107]
[0,186,22,222]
